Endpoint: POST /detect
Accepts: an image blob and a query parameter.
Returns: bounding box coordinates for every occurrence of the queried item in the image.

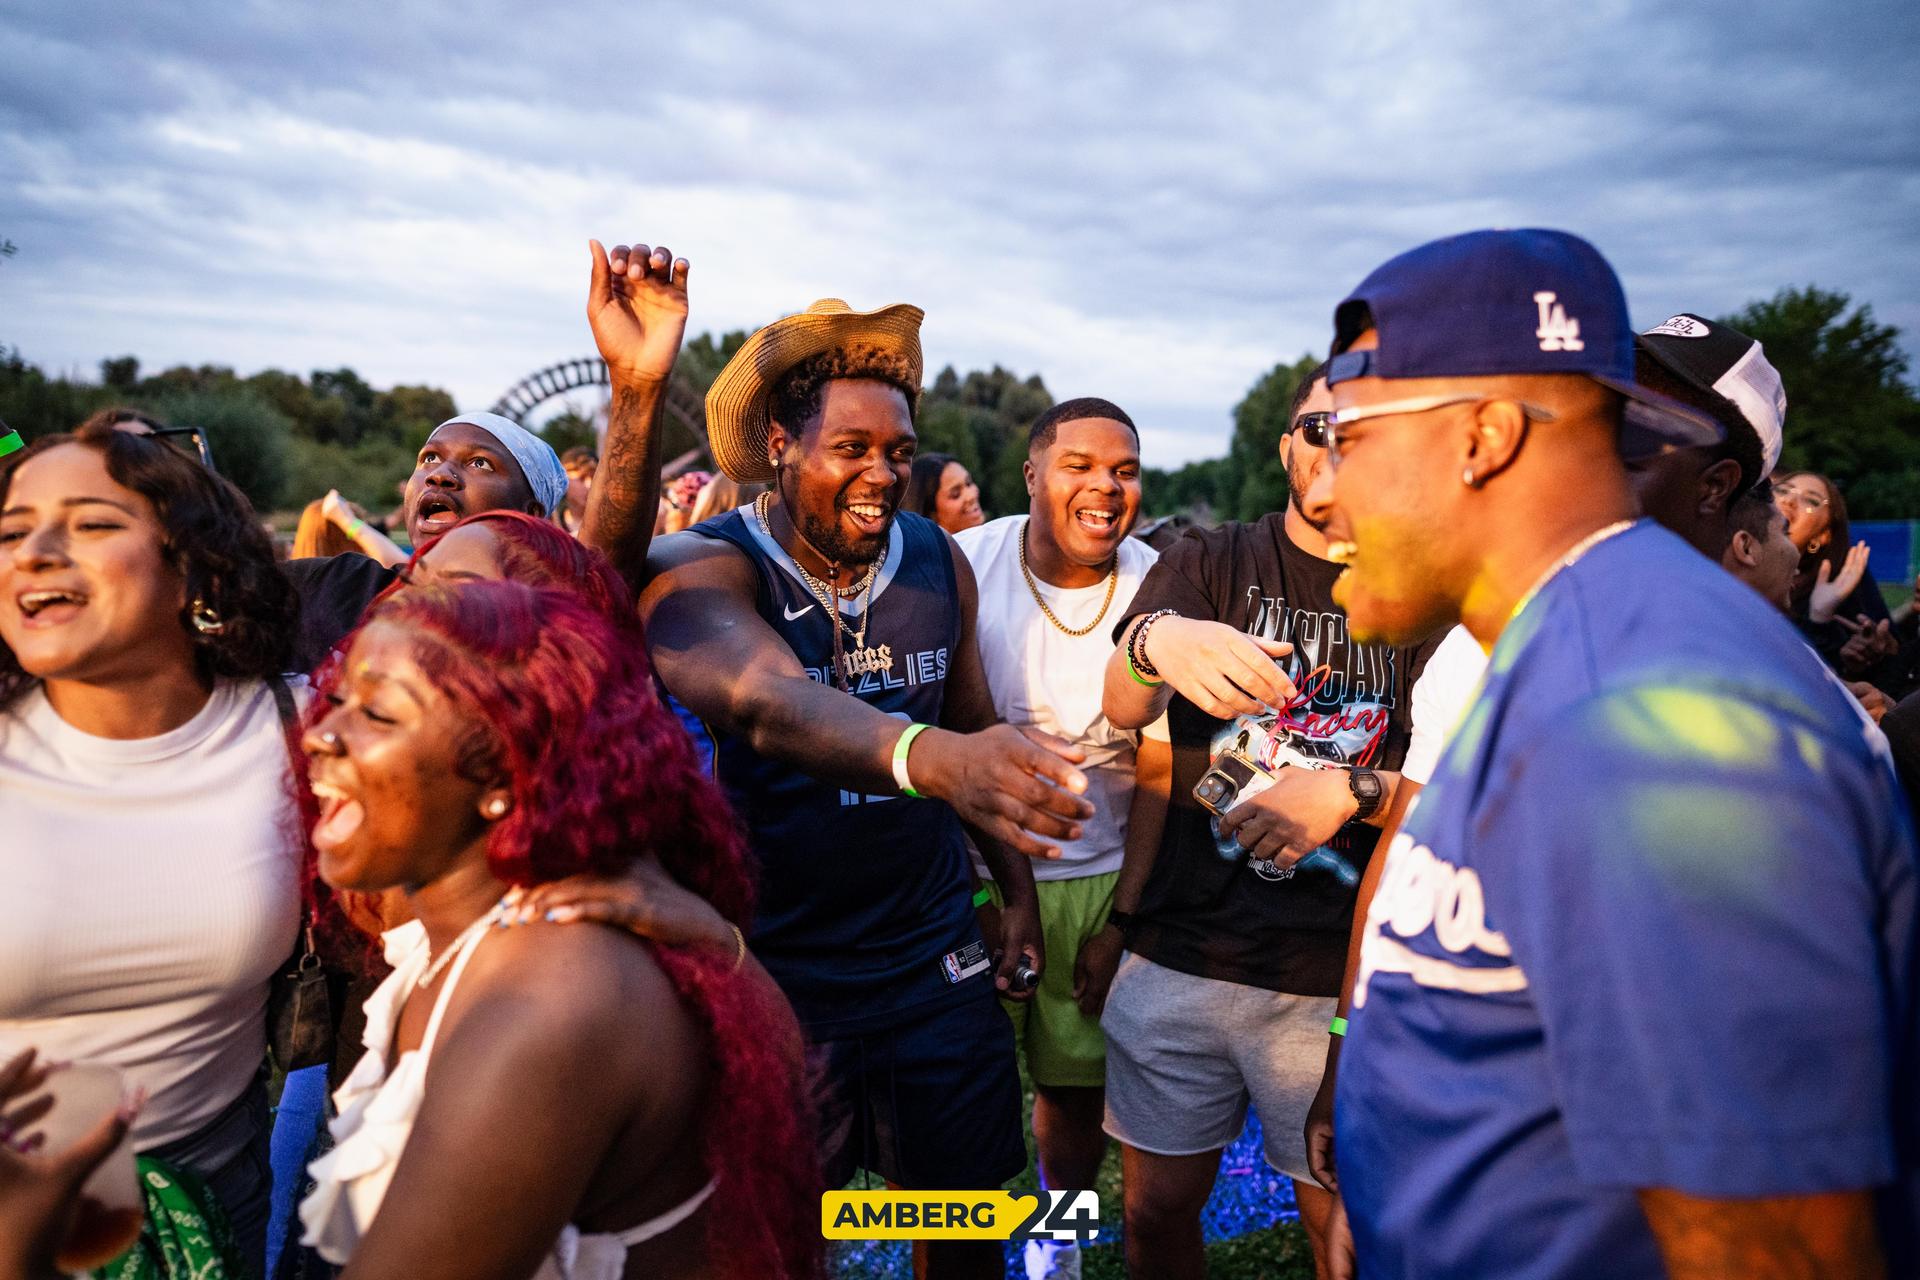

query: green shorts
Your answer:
[984,870,1118,1089]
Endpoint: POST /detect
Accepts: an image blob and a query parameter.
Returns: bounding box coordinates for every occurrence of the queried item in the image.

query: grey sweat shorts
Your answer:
[1099,951,1336,1182]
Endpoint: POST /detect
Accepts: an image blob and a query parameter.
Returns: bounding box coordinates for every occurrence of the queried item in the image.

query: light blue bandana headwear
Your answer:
[431,412,569,518]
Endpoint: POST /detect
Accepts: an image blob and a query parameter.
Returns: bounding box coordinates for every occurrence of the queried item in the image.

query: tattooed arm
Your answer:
[1637,1187,1883,1279]
[581,375,668,593]
[579,239,689,594]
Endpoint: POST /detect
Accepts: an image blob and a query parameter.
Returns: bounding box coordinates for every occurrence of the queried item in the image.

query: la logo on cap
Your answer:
[1533,292,1585,352]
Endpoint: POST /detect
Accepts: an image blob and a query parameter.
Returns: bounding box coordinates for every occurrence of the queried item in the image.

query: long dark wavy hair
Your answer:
[311,581,823,1278]
[0,421,295,710]
[902,451,958,520]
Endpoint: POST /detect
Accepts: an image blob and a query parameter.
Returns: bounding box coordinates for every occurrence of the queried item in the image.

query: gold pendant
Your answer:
[840,644,894,679]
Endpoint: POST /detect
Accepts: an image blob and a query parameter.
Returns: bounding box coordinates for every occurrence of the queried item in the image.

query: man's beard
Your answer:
[798,506,885,565]
[1288,461,1328,533]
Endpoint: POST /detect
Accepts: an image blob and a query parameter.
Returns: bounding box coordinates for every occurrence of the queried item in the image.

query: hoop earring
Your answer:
[190,598,226,635]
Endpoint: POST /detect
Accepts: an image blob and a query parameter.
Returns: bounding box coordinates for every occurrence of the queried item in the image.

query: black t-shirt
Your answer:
[1117,514,1437,996]
[281,554,400,673]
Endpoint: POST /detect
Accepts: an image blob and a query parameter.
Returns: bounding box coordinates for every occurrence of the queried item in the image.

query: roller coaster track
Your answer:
[487,359,708,456]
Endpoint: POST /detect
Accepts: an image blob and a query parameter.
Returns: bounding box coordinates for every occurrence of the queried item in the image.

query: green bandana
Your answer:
[88,1155,247,1280]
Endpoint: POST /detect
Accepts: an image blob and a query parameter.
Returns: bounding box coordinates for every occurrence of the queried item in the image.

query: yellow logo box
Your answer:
[822,1190,1100,1243]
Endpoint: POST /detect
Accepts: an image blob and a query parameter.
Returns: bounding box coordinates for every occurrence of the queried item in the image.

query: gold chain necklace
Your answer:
[1018,518,1118,638]
[753,492,890,677]
[754,492,876,645]
[1506,519,1638,625]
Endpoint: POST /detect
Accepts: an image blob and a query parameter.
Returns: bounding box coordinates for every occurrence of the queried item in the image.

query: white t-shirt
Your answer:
[956,516,1161,880]
[0,679,303,1150]
[1400,625,1491,786]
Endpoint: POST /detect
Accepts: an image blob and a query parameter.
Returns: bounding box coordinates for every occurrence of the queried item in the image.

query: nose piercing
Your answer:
[318,730,342,751]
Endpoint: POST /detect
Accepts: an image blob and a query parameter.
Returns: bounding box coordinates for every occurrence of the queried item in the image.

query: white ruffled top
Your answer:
[298,914,714,1277]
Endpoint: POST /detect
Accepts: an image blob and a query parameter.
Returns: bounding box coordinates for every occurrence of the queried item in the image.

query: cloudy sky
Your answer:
[4,2,1916,465]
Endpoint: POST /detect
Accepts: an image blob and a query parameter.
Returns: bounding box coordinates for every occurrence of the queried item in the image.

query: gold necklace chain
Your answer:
[754,493,877,647]
[1506,519,1638,625]
[1018,518,1118,638]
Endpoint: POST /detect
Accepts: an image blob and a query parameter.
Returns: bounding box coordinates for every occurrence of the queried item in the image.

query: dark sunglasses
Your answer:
[145,426,217,472]
[1290,411,1331,448]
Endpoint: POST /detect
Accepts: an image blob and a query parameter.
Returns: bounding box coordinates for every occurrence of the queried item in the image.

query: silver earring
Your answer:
[484,797,509,819]
[190,598,226,635]
[1462,468,1480,489]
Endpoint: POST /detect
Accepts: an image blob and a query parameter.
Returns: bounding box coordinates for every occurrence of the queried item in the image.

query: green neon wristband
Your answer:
[1329,1016,1349,1038]
[0,429,23,458]
[892,722,930,799]
[345,517,367,540]
[1125,650,1164,688]
[971,888,992,909]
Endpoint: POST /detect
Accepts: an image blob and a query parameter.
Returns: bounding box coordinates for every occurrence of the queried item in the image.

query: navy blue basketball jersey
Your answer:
[690,508,985,1035]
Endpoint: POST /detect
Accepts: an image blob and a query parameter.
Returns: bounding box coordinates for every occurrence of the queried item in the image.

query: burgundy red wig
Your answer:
[313,580,821,1277]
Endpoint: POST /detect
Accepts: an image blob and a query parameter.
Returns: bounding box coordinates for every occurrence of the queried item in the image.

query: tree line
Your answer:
[2,285,1914,522]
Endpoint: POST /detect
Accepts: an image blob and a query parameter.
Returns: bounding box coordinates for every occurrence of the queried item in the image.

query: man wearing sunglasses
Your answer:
[1098,365,1439,1280]
[1314,228,1915,1279]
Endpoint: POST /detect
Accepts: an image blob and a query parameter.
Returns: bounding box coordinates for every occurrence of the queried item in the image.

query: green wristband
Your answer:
[1329,1015,1349,1038]
[971,888,992,909]
[892,722,930,799]
[0,429,23,458]
[1126,649,1164,688]
[346,517,367,540]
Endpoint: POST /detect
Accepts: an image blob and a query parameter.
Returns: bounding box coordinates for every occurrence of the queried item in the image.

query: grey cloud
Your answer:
[3,2,1916,463]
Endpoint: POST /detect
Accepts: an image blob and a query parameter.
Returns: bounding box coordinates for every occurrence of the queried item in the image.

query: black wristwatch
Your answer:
[1347,768,1384,823]
[1107,908,1136,933]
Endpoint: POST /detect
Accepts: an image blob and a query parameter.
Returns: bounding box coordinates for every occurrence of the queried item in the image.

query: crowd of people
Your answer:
[1,227,1915,1280]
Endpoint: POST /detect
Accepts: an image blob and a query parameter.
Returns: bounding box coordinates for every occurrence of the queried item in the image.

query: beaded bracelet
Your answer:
[1130,610,1178,679]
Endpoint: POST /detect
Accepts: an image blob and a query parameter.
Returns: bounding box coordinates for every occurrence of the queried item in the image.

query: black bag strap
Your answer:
[269,676,320,969]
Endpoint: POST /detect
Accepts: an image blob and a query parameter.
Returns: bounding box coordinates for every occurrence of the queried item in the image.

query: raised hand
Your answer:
[912,724,1094,860]
[587,240,690,384]
[321,488,354,529]
[1808,542,1871,623]
[1143,616,1296,719]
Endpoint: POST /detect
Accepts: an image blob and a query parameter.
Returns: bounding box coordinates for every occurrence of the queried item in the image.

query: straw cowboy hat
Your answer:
[704,298,925,484]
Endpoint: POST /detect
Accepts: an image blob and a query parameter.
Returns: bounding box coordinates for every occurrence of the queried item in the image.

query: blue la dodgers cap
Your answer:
[1326,228,1725,452]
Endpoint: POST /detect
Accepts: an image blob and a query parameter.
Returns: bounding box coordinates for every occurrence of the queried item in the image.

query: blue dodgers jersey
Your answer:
[1336,522,1918,1279]
[690,509,982,1036]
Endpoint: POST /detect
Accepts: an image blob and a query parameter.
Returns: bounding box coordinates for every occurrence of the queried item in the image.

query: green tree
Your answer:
[308,367,379,446]
[100,356,140,390]
[1143,457,1230,519]
[1224,353,1319,521]
[539,409,599,457]
[0,347,115,439]
[373,384,457,447]
[1718,286,1920,518]
[147,387,292,510]
[917,364,1054,517]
